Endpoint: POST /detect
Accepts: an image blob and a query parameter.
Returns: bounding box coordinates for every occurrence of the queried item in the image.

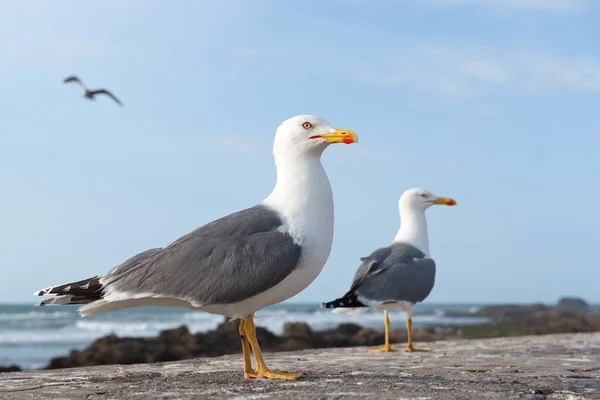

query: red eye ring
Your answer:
[302,121,313,129]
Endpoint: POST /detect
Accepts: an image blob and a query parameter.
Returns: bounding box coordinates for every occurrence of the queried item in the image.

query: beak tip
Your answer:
[446,199,457,206]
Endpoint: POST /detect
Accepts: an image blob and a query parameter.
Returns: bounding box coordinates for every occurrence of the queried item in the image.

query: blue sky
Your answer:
[0,0,598,305]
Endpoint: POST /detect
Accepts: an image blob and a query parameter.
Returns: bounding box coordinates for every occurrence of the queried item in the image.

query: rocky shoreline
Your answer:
[2,297,598,372]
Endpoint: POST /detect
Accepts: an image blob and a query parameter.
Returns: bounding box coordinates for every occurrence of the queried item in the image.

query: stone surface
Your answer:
[1,332,599,399]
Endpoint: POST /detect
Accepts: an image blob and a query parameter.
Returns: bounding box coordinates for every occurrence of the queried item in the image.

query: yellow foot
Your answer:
[403,345,431,353]
[244,369,304,381]
[369,345,397,353]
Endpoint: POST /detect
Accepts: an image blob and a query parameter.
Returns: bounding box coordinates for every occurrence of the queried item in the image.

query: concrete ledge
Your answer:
[1,332,599,399]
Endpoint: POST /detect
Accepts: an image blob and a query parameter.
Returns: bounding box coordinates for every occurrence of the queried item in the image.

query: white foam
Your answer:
[0,329,100,345]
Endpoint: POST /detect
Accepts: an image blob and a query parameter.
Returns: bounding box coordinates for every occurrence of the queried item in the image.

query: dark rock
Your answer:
[334,323,363,336]
[472,303,549,320]
[43,321,448,370]
[0,365,21,373]
[281,322,316,350]
[556,297,590,315]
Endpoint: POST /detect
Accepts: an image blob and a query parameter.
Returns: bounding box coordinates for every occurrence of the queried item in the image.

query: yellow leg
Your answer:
[243,314,304,380]
[369,311,396,353]
[403,316,430,352]
[239,318,255,376]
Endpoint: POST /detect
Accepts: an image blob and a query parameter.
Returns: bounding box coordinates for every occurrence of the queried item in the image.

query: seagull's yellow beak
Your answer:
[433,197,457,206]
[310,129,358,144]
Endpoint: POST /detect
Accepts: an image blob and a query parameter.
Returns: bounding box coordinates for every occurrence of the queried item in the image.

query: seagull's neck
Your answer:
[262,154,333,244]
[393,208,430,256]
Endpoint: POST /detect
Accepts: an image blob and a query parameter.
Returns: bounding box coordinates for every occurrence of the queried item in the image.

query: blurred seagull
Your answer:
[63,75,123,107]
[323,188,456,353]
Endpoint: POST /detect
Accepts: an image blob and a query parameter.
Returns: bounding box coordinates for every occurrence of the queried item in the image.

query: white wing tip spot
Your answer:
[33,287,53,296]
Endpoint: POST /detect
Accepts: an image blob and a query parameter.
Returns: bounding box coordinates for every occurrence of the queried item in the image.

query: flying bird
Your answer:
[322,188,456,353]
[63,75,123,106]
[33,115,358,380]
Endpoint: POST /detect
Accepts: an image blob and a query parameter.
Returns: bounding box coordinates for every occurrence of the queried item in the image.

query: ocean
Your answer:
[0,302,493,370]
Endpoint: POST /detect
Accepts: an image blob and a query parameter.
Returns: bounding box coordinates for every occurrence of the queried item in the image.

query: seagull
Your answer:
[322,188,456,353]
[33,115,357,380]
[63,75,123,106]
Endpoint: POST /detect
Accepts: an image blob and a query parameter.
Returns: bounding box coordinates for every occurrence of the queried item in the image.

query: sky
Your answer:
[0,0,598,305]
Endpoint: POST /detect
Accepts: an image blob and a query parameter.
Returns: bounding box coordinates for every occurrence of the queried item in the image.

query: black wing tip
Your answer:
[322,295,367,309]
[32,276,103,298]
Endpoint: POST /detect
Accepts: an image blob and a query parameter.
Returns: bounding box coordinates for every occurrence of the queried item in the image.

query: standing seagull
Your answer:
[322,188,456,353]
[63,75,123,106]
[33,115,357,380]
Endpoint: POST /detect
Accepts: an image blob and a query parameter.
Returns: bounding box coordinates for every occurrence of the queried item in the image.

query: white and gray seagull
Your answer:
[323,188,455,353]
[33,115,358,380]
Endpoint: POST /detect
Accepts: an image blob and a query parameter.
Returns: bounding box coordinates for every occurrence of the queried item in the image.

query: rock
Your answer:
[43,321,447,370]
[1,332,599,399]
[447,298,593,321]
[556,297,590,315]
[471,303,549,320]
[0,365,21,373]
[281,322,317,350]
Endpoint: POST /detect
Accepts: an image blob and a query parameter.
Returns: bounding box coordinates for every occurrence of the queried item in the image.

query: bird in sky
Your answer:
[323,188,456,353]
[63,75,123,107]
[33,115,358,380]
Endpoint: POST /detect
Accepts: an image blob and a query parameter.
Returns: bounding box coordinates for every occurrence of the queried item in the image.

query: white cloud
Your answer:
[356,46,600,96]
[424,0,591,12]
[460,60,511,83]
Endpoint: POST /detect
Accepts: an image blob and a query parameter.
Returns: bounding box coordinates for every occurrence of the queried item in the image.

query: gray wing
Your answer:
[106,248,162,276]
[89,89,123,106]
[349,243,436,305]
[345,246,393,295]
[101,205,302,305]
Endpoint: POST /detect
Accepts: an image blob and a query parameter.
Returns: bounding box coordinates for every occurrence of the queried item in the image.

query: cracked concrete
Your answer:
[0,332,599,399]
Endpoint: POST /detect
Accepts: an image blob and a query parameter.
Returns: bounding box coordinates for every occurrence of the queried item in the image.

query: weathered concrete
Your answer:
[1,332,599,399]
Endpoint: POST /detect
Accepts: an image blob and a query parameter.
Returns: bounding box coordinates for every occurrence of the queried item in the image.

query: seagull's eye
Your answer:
[420,193,428,199]
[302,122,313,130]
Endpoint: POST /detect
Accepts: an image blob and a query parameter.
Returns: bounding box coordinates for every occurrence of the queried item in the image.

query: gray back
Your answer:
[102,205,303,305]
[348,243,436,305]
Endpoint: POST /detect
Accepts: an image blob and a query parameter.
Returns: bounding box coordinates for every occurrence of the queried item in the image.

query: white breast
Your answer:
[204,156,335,319]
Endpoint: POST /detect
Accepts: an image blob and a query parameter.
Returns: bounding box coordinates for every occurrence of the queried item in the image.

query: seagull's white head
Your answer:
[272,115,358,161]
[399,187,457,214]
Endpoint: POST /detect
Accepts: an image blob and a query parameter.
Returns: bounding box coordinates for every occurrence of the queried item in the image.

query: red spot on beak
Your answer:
[343,137,354,144]
[446,199,457,206]
[309,135,322,140]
